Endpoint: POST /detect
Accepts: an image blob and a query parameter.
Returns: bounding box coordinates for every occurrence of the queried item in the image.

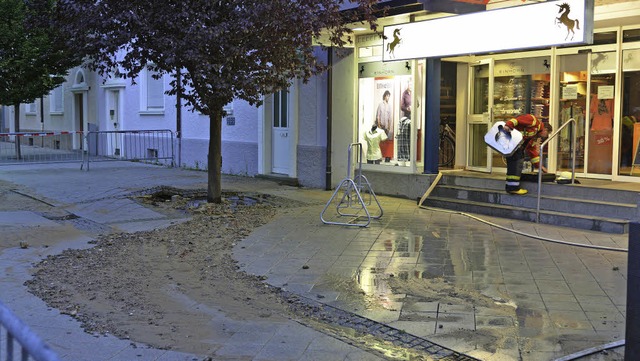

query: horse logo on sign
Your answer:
[555,3,580,41]
[386,28,402,59]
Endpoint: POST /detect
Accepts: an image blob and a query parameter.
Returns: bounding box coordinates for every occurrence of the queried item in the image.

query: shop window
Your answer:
[623,28,640,43]
[358,45,382,58]
[621,48,640,176]
[357,61,415,167]
[593,31,617,45]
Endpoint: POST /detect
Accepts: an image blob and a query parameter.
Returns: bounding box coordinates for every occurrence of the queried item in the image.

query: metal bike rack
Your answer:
[320,143,383,227]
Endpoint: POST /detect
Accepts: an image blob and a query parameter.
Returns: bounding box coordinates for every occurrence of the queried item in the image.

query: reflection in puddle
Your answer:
[344,222,602,360]
[355,267,394,310]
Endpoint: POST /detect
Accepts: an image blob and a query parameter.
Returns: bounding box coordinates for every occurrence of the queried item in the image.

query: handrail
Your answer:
[536,118,576,223]
[0,299,61,361]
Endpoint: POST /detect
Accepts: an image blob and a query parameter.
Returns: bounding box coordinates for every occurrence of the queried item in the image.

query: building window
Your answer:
[623,28,640,43]
[140,67,164,113]
[273,90,288,128]
[25,101,37,115]
[50,86,64,114]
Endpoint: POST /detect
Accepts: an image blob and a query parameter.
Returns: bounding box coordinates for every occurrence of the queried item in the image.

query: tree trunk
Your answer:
[13,104,21,159]
[207,109,223,203]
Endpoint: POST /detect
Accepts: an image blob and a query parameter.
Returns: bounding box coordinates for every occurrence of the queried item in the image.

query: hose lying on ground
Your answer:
[417,172,628,253]
[418,174,627,360]
[553,339,625,361]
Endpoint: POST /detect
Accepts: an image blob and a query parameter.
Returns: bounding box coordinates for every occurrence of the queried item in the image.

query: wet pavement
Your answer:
[0,162,630,360]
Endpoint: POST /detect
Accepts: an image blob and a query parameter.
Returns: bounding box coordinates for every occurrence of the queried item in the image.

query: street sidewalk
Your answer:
[0,162,629,360]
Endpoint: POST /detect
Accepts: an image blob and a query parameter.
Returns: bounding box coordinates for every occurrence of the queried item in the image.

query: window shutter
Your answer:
[51,86,63,112]
[147,70,164,109]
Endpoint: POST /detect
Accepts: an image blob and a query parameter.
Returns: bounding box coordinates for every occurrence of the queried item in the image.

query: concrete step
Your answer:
[423,196,628,234]
[431,185,636,221]
[426,173,638,233]
[439,174,639,204]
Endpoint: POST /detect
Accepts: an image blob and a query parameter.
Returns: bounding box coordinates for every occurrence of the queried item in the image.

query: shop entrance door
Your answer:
[556,52,588,174]
[466,59,494,172]
[587,51,616,177]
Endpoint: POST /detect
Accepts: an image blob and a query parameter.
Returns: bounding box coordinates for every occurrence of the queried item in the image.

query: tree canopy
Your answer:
[57,0,380,202]
[0,0,80,107]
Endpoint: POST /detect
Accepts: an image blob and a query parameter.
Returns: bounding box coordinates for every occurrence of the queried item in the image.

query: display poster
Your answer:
[562,85,578,100]
[597,85,614,100]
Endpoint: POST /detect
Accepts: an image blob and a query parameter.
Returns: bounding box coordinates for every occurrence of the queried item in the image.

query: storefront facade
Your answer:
[329,0,640,199]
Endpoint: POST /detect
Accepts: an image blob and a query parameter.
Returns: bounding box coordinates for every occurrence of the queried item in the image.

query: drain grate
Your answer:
[276,287,480,361]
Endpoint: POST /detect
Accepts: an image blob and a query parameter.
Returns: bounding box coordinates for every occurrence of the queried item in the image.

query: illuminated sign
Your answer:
[382,0,594,61]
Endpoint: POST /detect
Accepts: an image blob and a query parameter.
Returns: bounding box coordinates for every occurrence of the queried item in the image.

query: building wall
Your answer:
[176,99,259,175]
[296,48,329,188]
[362,170,437,201]
[330,48,357,187]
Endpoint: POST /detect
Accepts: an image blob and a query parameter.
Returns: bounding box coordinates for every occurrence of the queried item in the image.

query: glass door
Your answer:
[557,53,588,174]
[621,47,640,177]
[587,51,616,176]
[467,59,494,172]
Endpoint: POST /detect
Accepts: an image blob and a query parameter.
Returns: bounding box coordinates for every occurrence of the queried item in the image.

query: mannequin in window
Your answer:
[401,81,412,119]
[376,90,393,161]
[364,123,387,164]
[396,117,411,166]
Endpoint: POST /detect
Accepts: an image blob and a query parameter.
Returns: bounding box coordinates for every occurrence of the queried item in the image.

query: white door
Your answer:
[107,90,122,157]
[467,59,494,172]
[271,90,290,174]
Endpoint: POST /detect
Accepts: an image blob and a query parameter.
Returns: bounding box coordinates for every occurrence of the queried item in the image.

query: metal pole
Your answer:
[536,118,575,222]
[176,69,182,168]
[40,98,44,147]
[626,221,640,360]
[325,47,333,191]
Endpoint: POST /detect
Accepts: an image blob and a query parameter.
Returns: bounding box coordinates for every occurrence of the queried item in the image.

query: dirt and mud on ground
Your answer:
[2,181,620,360]
[24,192,300,351]
[14,188,454,359]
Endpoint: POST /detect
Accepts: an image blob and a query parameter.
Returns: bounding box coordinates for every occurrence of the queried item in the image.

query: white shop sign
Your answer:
[383,0,594,61]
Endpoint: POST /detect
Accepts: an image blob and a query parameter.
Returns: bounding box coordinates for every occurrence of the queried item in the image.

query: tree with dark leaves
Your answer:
[0,0,81,157]
[56,0,379,202]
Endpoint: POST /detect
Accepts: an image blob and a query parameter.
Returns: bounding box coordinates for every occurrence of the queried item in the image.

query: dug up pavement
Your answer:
[0,162,630,361]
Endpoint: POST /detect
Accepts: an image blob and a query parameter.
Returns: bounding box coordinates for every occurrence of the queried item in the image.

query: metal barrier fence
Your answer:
[83,129,175,170]
[0,130,175,169]
[0,131,84,164]
[0,300,61,361]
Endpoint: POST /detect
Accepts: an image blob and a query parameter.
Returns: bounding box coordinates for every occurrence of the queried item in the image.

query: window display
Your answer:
[621,48,640,176]
[357,61,415,167]
[588,51,616,175]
